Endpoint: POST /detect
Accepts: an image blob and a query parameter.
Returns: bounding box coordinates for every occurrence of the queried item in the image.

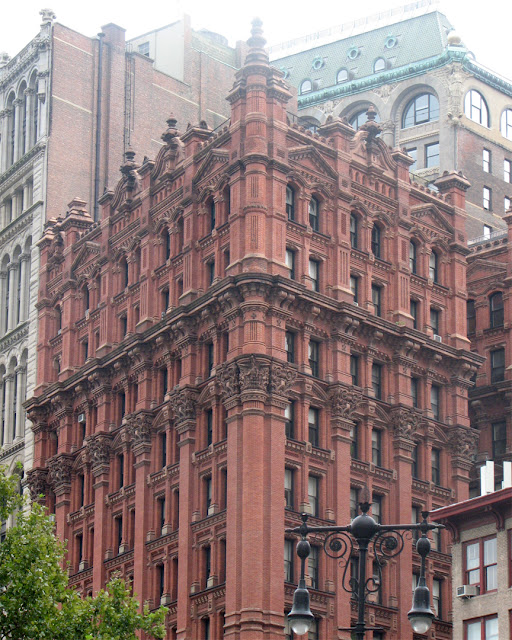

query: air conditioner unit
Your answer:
[433,334,442,343]
[77,413,86,424]
[456,584,479,598]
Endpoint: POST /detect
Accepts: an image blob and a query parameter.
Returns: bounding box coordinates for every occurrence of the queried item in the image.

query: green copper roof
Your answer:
[271,11,454,94]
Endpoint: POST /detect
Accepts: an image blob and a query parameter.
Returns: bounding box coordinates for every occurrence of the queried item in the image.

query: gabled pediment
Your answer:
[71,241,101,274]
[193,149,230,186]
[467,257,508,278]
[410,204,454,235]
[288,145,338,181]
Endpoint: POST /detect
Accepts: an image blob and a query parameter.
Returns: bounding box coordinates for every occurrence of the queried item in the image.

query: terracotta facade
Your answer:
[27,23,482,640]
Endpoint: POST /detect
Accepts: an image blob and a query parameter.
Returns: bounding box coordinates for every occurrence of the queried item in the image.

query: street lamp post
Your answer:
[287,500,443,639]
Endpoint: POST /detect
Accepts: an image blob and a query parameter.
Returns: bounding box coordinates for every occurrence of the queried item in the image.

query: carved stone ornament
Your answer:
[269,362,297,396]
[389,407,422,440]
[217,362,240,399]
[448,427,479,459]
[86,435,112,468]
[172,389,198,424]
[127,412,153,446]
[238,356,270,393]
[26,468,48,502]
[47,454,74,490]
[329,386,363,419]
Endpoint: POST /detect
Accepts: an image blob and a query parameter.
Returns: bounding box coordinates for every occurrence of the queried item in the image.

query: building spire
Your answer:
[245,18,269,66]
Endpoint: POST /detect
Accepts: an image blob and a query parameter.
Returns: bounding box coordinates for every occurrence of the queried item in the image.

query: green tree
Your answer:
[0,466,167,639]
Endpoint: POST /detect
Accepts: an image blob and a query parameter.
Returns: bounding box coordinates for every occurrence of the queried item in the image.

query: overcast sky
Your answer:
[1,0,511,81]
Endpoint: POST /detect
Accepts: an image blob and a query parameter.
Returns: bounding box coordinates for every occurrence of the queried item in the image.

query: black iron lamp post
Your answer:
[287,500,443,639]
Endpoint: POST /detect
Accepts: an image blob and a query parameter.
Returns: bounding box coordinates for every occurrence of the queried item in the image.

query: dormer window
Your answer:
[373,58,386,73]
[300,79,313,95]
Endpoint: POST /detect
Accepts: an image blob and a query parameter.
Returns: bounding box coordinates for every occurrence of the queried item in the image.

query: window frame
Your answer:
[285,402,295,440]
[371,224,381,259]
[350,213,358,248]
[483,186,492,211]
[309,196,319,231]
[431,447,441,485]
[285,330,295,364]
[429,251,439,283]
[430,307,440,336]
[482,148,491,173]
[309,340,320,378]
[431,385,440,421]
[309,258,320,292]
[285,468,294,510]
[285,248,296,280]
[490,348,505,384]
[308,407,320,447]
[284,539,294,582]
[371,428,382,467]
[286,185,295,220]
[467,299,476,335]
[308,475,319,518]
[501,108,512,140]
[350,274,359,303]
[350,354,359,387]
[372,363,382,400]
[425,142,440,168]
[504,158,511,183]
[489,292,504,328]
[410,299,418,329]
[464,536,498,594]
[402,93,440,129]
[464,615,499,640]
[464,90,490,127]
[491,420,506,458]
[371,284,382,317]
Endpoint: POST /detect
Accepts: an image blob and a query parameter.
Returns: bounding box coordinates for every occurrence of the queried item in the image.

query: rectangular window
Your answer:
[412,504,421,541]
[160,432,167,468]
[482,149,491,173]
[207,260,215,286]
[433,579,442,619]
[350,487,359,519]
[309,340,320,377]
[285,402,294,439]
[467,299,476,335]
[492,420,506,457]
[483,224,492,238]
[411,445,419,478]
[206,409,213,446]
[285,249,295,280]
[465,537,497,593]
[350,275,359,303]
[410,299,418,329]
[372,494,382,524]
[490,348,505,383]
[372,429,382,467]
[411,377,419,408]
[407,147,417,171]
[207,342,214,377]
[431,448,441,485]
[505,158,511,183]
[285,331,295,363]
[350,422,359,459]
[372,284,382,317]
[466,616,499,640]
[431,385,440,420]
[286,186,295,221]
[505,196,511,212]
[308,407,319,447]
[205,477,212,515]
[284,539,294,582]
[308,546,319,589]
[309,259,319,292]
[483,186,492,210]
[372,363,382,400]
[430,308,440,335]
[138,41,150,56]
[309,198,319,231]
[308,475,319,518]
[350,354,359,386]
[425,142,440,168]
[284,468,294,510]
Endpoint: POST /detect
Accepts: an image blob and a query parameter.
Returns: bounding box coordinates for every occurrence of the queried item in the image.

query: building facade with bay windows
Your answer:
[26,21,481,639]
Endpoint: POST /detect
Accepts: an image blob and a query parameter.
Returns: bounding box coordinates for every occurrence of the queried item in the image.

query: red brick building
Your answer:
[467,217,512,492]
[27,21,482,640]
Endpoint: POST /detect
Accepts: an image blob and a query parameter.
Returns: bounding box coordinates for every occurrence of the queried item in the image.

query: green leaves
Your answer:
[0,467,167,639]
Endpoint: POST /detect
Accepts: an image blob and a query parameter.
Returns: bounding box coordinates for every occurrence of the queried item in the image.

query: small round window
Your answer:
[385,36,397,49]
[348,47,360,60]
[312,57,324,70]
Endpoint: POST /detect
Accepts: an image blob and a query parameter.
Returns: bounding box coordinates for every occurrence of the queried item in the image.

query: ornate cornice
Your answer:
[26,467,49,502]
[216,357,297,403]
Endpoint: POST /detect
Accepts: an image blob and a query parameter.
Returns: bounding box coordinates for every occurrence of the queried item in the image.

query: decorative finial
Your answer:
[161,115,178,144]
[40,8,56,25]
[245,18,269,66]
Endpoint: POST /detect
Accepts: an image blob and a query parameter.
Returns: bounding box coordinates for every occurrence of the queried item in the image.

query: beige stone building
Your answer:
[433,486,512,639]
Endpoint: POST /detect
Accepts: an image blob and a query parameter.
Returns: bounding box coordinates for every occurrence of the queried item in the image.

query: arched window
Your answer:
[350,214,358,249]
[309,197,319,231]
[349,108,380,131]
[300,79,313,95]
[402,93,439,128]
[429,251,439,283]
[373,58,386,73]
[30,72,39,146]
[500,109,512,140]
[120,256,129,290]
[6,93,16,167]
[336,68,349,84]
[489,292,504,328]
[19,82,27,156]
[371,225,381,258]
[409,241,417,274]
[286,185,295,221]
[464,90,489,127]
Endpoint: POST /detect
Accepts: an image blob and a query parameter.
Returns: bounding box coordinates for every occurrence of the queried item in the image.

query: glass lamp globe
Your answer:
[409,614,433,634]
